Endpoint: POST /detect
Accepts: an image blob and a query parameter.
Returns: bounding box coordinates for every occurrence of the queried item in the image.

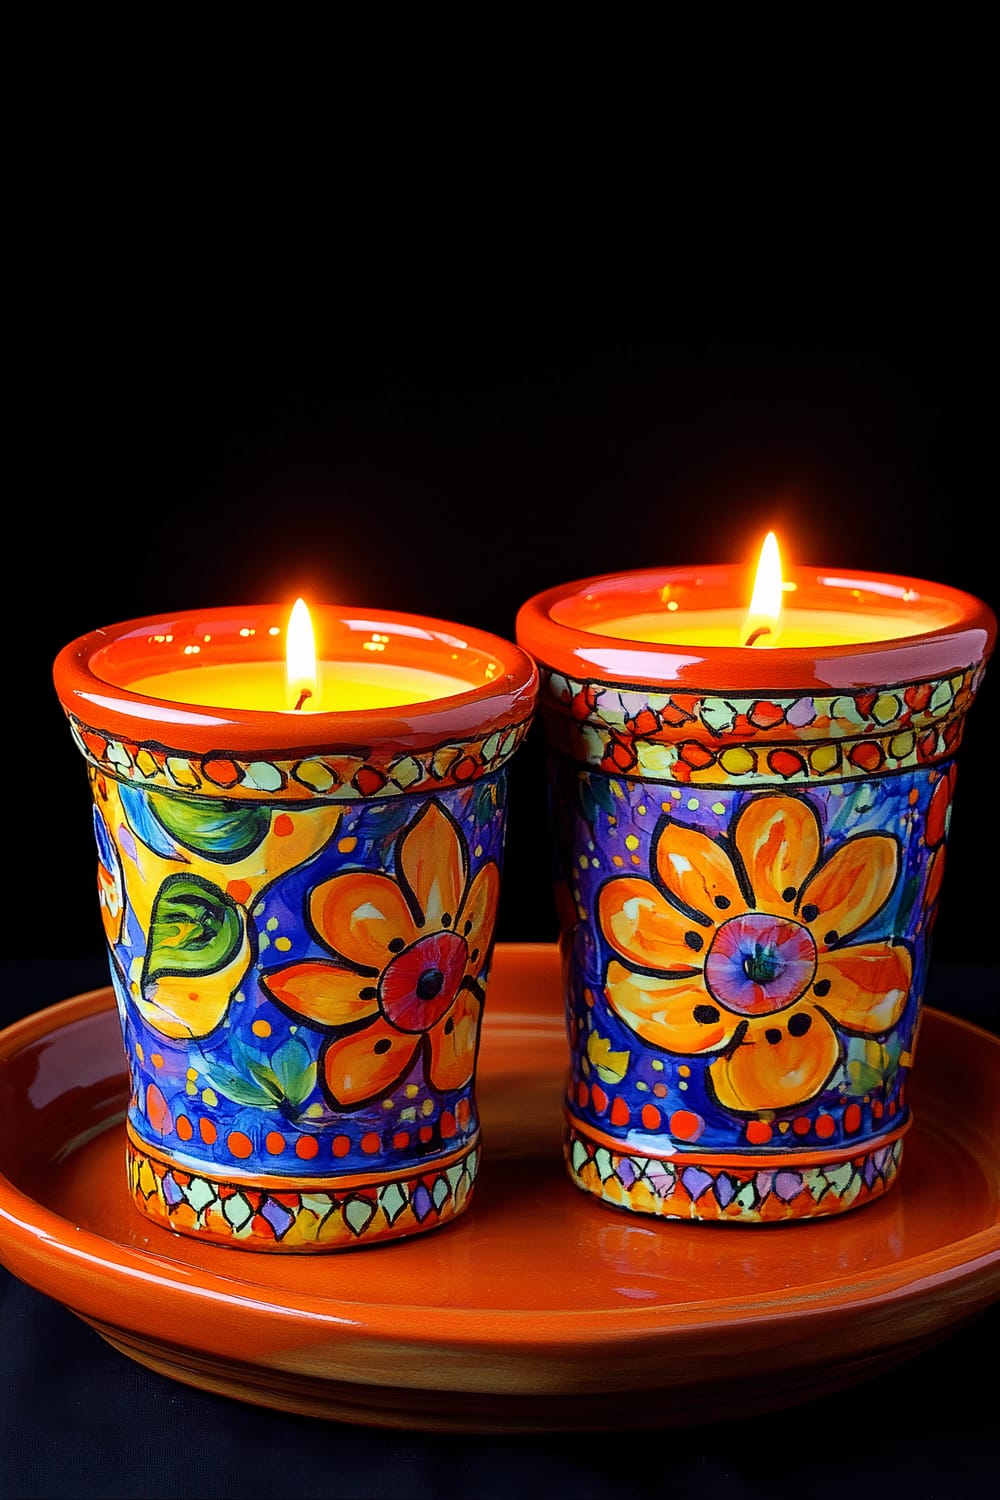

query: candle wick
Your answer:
[293,688,313,711]
[743,625,771,648]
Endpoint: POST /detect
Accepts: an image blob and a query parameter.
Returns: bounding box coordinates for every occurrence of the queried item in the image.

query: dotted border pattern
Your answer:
[65,712,533,802]
[564,1122,904,1223]
[538,662,985,785]
[127,1131,480,1251]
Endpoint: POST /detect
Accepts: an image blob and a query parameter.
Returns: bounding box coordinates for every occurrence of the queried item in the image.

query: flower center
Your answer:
[704,911,816,1016]
[416,966,444,1001]
[743,942,782,986]
[379,930,467,1032]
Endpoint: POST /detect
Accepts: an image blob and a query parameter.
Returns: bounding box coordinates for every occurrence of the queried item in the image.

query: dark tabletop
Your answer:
[2,956,997,1500]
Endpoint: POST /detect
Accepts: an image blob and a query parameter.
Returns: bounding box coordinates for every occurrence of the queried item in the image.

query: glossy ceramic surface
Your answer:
[1,945,998,1431]
[53,602,539,755]
[52,605,538,1250]
[516,569,995,1224]
[515,563,996,691]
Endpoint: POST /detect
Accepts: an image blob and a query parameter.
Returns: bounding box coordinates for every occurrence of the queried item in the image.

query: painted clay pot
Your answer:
[54,604,537,1251]
[517,562,995,1224]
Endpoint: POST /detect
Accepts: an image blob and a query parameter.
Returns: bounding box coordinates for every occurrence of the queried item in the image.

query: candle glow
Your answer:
[514,545,995,1229]
[122,602,476,714]
[52,600,540,1256]
[585,531,943,651]
[286,597,318,710]
[741,531,784,647]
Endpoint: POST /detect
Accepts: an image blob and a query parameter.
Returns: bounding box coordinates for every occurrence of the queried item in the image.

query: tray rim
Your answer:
[1,945,999,1357]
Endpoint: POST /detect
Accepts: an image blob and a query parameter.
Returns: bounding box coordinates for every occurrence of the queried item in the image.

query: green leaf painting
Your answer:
[149,791,270,863]
[208,1034,318,1112]
[474,783,496,829]
[272,1037,317,1106]
[146,875,244,982]
[579,772,616,828]
[206,1063,282,1109]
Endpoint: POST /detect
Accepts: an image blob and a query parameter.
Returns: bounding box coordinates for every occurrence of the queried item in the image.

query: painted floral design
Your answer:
[923,763,955,921]
[93,802,125,948]
[261,800,499,1108]
[97,773,336,1040]
[597,793,911,1113]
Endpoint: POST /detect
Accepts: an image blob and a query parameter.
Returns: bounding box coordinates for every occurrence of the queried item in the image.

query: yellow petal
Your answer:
[709,1008,839,1112]
[261,960,381,1028]
[653,820,745,922]
[224,803,340,895]
[814,942,911,1032]
[799,833,899,943]
[135,926,252,1040]
[734,795,822,911]
[310,870,418,969]
[605,959,732,1053]
[598,879,707,973]
[104,779,186,940]
[586,1030,631,1084]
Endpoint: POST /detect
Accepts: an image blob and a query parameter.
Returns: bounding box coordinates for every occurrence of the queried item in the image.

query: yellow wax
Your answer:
[128,661,473,712]
[594,609,918,649]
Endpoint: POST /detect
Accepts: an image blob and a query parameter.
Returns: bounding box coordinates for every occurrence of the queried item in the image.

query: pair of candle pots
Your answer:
[52,561,996,1250]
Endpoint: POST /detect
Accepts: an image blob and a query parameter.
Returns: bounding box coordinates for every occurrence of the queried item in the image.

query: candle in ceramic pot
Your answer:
[516,535,995,1228]
[593,607,919,649]
[123,597,474,712]
[127,661,474,712]
[532,541,986,692]
[589,533,944,649]
[53,600,538,1254]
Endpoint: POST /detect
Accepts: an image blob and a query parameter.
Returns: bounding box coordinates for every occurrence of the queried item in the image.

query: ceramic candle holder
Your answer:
[54,605,537,1251]
[517,563,995,1225]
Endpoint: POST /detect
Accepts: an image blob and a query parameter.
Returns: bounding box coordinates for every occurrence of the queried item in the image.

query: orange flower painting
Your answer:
[598,794,911,1114]
[262,800,499,1108]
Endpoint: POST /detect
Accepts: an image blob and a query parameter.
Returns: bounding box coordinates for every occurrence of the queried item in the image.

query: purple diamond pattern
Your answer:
[565,1124,906,1224]
[261,1197,295,1238]
[616,1157,638,1188]
[162,1173,183,1206]
[411,1184,433,1221]
[774,1171,804,1202]
[714,1174,736,1208]
[681,1166,714,1202]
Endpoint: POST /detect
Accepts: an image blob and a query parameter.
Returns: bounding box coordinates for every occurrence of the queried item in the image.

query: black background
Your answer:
[14,216,997,972]
[4,114,1000,1500]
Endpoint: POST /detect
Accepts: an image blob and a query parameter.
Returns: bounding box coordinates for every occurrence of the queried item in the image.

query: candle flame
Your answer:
[742,532,784,647]
[286,598,318,710]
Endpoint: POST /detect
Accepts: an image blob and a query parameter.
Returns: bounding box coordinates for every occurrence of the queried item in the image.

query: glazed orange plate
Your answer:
[0,944,998,1432]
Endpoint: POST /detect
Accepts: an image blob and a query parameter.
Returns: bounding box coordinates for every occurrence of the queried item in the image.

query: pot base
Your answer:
[564,1119,905,1223]
[126,1129,480,1251]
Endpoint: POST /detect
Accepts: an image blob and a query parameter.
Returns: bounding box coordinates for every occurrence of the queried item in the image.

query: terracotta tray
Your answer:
[0,943,998,1432]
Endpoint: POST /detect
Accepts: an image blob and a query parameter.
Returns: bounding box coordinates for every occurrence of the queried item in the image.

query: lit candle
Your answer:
[522,538,992,691]
[516,546,996,1229]
[55,602,514,747]
[52,601,538,1255]
[589,532,964,653]
[740,529,785,647]
[122,598,473,714]
[285,595,318,709]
